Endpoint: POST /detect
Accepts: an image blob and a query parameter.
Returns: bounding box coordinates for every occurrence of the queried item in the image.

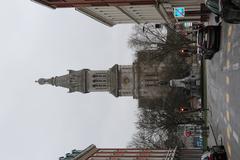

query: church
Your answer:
[37,62,170,100]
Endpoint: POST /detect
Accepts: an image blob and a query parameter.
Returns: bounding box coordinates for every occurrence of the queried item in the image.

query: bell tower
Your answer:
[36,64,137,98]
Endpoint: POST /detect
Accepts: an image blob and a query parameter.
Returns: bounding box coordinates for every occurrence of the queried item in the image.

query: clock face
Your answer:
[123,77,130,85]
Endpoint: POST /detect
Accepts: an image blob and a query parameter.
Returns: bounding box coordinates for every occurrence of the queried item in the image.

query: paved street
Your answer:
[206,21,240,160]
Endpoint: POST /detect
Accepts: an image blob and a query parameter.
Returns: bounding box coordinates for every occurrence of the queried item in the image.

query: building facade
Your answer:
[59,144,204,160]
[59,144,177,160]
[37,64,136,97]
[32,0,170,26]
[36,63,170,99]
[32,0,207,26]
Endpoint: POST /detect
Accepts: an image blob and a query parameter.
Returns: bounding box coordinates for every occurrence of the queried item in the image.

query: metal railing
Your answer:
[164,146,177,160]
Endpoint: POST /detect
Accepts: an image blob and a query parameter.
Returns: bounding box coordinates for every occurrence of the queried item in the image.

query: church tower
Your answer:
[37,64,137,98]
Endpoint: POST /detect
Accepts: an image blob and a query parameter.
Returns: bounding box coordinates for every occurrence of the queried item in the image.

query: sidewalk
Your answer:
[202,59,219,149]
[207,122,219,147]
[201,12,221,151]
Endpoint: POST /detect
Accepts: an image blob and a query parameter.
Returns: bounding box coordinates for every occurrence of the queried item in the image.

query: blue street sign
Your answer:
[174,7,185,17]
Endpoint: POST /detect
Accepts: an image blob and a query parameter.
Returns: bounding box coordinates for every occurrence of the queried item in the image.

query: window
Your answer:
[93,84,107,87]
[93,79,106,83]
[145,84,157,87]
[92,74,106,78]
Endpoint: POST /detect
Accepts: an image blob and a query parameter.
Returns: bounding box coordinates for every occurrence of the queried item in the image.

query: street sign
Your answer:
[184,130,192,137]
[174,7,185,17]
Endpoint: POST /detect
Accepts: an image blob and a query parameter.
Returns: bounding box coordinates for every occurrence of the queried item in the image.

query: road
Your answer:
[206,21,240,160]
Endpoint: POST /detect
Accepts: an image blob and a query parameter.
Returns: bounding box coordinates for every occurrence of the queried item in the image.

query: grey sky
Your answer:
[0,1,138,160]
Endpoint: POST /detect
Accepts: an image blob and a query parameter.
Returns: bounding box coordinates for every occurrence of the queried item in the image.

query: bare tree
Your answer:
[129,90,203,149]
[129,24,194,53]
[128,23,201,149]
[128,128,167,149]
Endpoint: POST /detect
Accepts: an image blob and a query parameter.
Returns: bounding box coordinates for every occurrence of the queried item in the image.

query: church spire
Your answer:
[36,70,86,93]
[36,65,135,97]
[36,78,55,86]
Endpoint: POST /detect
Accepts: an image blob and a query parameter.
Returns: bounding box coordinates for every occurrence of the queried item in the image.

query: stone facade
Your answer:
[37,62,170,99]
[32,0,168,26]
[37,64,136,97]
[32,0,207,26]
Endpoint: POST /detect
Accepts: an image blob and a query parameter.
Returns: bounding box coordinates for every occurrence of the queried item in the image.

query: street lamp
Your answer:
[179,106,189,113]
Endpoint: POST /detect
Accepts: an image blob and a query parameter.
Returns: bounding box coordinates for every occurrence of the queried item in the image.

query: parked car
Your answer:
[201,145,227,160]
[205,0,240,23]
[197,25,221,59]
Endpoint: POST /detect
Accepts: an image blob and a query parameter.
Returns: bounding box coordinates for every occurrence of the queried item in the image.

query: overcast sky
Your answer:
[0,1,138,160]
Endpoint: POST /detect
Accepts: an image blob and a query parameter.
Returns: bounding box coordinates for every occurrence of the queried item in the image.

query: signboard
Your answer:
[174,7,185,17]
[193,137,203,148]
[184,130,192,137]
